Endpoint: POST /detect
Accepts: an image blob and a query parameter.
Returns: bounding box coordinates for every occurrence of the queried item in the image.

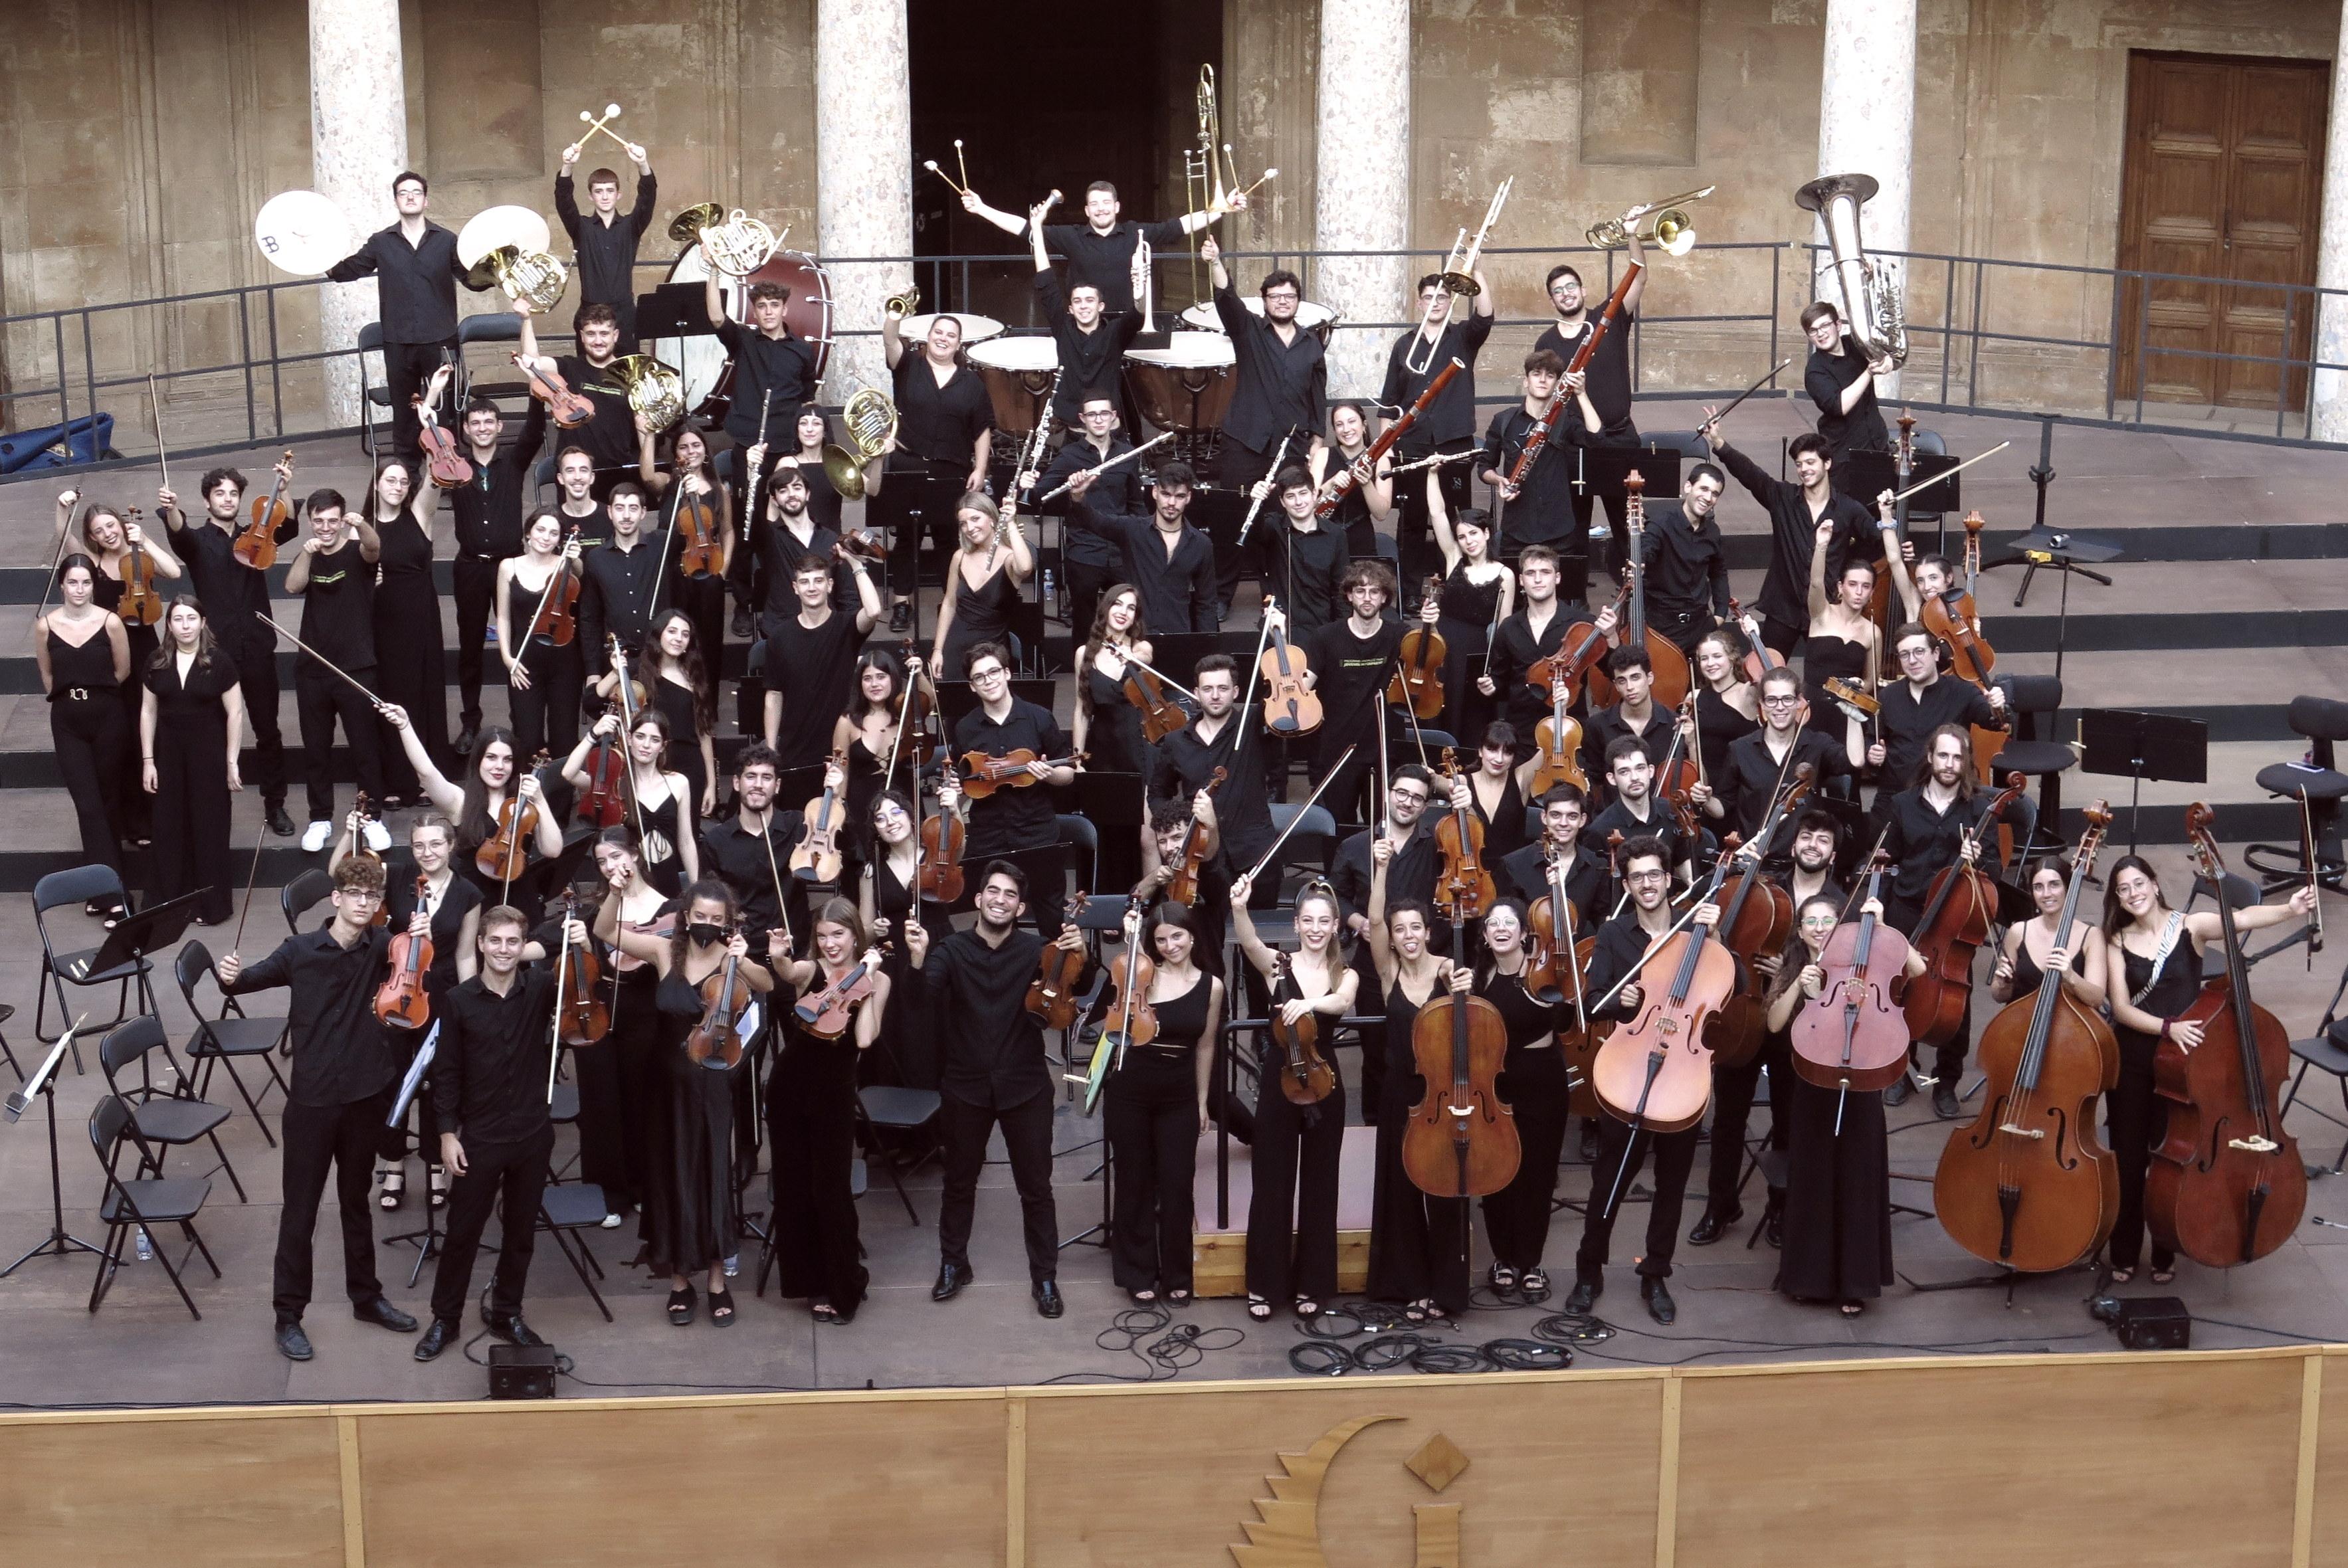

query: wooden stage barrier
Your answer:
[7,1345,2347,1565]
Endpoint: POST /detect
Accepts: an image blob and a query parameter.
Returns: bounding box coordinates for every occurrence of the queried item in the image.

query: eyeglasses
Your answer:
[1761,694,1801,707]
[1626,870,1670,884]
[1390,790,1428,806]
[969,666,1007,682]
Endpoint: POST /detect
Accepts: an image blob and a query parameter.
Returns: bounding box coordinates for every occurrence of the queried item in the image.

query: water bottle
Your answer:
[1042,569,1058,621]
[135,1227,153,1262]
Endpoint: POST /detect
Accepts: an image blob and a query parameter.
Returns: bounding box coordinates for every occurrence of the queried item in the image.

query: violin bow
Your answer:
[609,640,652,852]
[1118,649,1198,704]
[2307,794,2325,968]
[547,929,571,1104]
[149,374,170,494]
[229,828,268,955]
[644,473,686,618]
[1240,746,1359,886]
[259,613,391,716]
[887,660,921,797]
[1234,601,1278,774]
[759,803,793,953]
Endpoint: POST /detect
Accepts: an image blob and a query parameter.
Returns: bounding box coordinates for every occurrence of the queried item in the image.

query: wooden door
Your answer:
[2115,52,2329,411]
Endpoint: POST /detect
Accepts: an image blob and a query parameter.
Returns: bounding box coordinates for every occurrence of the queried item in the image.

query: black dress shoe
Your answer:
[484,1313,545,1348]
[413,1318,457,1361]
[1687,1206,1742,1246]
[1764,1197,1786,1249]
[1883,1072,1915,1108]
[1932,1082,1961,1120]
[931,1261,970,1302]
[732,604,755,638]
[276,1322,314,1361]
[1642,1278,1677,1325]
[265,803,297,838]
[454,728,479,759]
[1033,1280,1064,1318]
[888,601,912,635]
[1563,1278,1601,1316]
[353,1297,418,1333]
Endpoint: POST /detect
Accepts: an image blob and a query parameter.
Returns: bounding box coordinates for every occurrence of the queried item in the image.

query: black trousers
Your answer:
[1482,1046,1570,1271]
[1761,615,1804,659]
[882,456,970,597]
[2105,1030,2176,1274]
[1106,1048,1200,1293]
[274,1091,391,1323]
[149,710,235,924]
[937,1087,1058,1284]
[227,629,286,803]
[452,556,500,732]
[49,694,130,880]
[1245,1055,1345,1305]
[1706,1035,1791,1212]
[507,642,585,763]
[429,1124,553,1324]
[1575,1115,1699,1284]
[384,338,458,466]
[295,663,383,825]
[1064,555,1118,638]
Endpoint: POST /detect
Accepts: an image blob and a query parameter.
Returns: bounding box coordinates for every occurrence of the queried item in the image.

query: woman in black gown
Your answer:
[638,608,718,822]
[361,458,447,803]
[569,827,674,1226]
[38,554,134,912]
[496,510,587,761]
[1427,480,1513,745]
[563,708,698,896]
[1474,899,1568,1302]
[601,878,782,1329]
[831,648,918,874]
[929,493,1030,677]
[1072,585,1154,779]
[139,597,245,926]
[860,785,952,1089]
[1105,904,1222,1304]
[769,896,890,1323]
[1800,518,1880,772]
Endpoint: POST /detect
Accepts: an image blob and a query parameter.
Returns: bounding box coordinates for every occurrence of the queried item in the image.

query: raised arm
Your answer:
[1807,519,1833,623]
[379,704,464,815]
[1880,492,1922,624]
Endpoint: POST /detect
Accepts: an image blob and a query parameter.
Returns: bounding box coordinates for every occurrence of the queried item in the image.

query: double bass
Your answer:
[1789,855,1913,1098]
[1403,809,1516,1199]
[1902,773,2026,1048]
[1387,577,1446,720]
[1934,805,2117,1272]
[2148,804,2307,1267]
[1591,854,1735,1135]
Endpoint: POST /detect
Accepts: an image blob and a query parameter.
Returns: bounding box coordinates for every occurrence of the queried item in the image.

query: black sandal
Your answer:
[1129,1288,1157,1304]
[428,1168,448,1210]
[1293,1298,1321,1320]
[1489,1264,1519,1295]
[378,1169,405,1211]
[1839,1300,1866,1318]
[1404,1298,1437,1323]
[666,1284,696,1326]
[1246,1294,1274,1321]
[1519,1268,1552,1304]
[708,1288,737,1327]
[1167,1288,1193,1307]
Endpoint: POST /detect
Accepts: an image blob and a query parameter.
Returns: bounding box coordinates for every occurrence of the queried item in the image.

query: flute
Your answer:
[1038,430,1177,502]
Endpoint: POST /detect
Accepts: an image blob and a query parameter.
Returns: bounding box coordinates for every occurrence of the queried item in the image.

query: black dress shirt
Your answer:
[325,222,472,343]
[579,537,669,675]
[1486,605,1579,736]
[1535,311,1638,436]
[751,516,849,620]
[920,926,1052,1108]
[1155,718,1274,868]
[1035,218,1187,314]
[1213,285,1325,454]
[1068,504,1219,633]
[955,698,1070,858]
[1806,335,1890,460]
[554,170,658,316]
[1039,437,1140,569]
[1500,840,1609,935]
[1637,501,1731,638]
[450,403,548,559]
[165,515,272,643]
[1480,406,1578,547]
[431,969,557,1145]
[1715,728,1853,850]
[1381,312,1495,450]
[1715,443,1880,631]
[1583,705,1673,800]
[1587,798,1696,881]
[1875,676,2004,793]
[1330,822,1444,935]
[1878,785,1991,908]
[224,926,399,1106]
[698,811,811,947]
[1585,912,1663,1023]
[892,354,993,466]
[1264,517,1349,634]
[1036,273,1141,423]
[715,322,821,443]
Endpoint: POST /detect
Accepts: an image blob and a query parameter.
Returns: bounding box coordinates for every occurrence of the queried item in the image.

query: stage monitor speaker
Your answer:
[2114,1296,2190,1351]
[488,1342,559,1399]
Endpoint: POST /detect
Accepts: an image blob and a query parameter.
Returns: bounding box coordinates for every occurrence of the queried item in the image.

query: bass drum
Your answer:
[1125,332,1236,433]
[654,243,835,425]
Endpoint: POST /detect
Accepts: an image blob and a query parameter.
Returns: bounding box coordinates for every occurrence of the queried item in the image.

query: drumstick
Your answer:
[954,139,969,193]
[922,161,968,197]
[547,937,569,1104]
[572,106,614,156]
[1241,747,1359,886]
[1234,168,1278,201]
[258,613,391,712]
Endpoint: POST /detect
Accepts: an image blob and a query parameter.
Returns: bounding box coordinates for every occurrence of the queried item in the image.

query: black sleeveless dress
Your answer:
[866,854,943,1088]
[652,676,707,823]
[373,514,448,795]
[1366,972,1472,1316]
[1801,631,1869,741]
[1693,684,1759,786]
[940,557,1019,675]
[1778,1013,1894,1303]
[1436,562,1504,744]
[769,971,869,1316]
[1470,771,1529,864]
[1082,652,1150,779]
[640,966,744,1278]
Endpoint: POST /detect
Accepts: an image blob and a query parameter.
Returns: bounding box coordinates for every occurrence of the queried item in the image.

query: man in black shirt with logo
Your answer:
[555,140,656,351]
[442,395,547,752]
[1300,565,1403,827]
[764,553,880,771]
[324,171,482,466]
[520,300,636,494]
[220,856,422,1361]
[550,446,613,552]
[284,490,385,851]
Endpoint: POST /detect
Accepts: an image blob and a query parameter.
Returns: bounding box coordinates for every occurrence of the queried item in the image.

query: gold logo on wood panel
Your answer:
[1230,1415,1470,1567]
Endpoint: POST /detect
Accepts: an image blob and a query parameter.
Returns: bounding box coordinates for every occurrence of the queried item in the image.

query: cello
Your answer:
[1403,807,1517,1199]
[1902,772,2026,1048]
[1256,596,1322,736]
[1702,765,1814,1069]
[2147,804,2308,1268]
[1934,805,2118,1272]
[1590,854,1735,1136]
[1269,950,1335,1107]
[1387,576,1447,721]
[1789,854,1913,1098]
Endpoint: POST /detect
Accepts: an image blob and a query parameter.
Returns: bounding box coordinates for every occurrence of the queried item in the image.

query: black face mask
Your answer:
[688,922,726,949]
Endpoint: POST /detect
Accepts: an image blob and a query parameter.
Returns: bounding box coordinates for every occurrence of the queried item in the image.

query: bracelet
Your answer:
[2158,1019,2171,1042]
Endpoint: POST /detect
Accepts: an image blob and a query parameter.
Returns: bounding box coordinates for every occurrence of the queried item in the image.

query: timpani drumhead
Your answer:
[969,335,1062,434]
[901,312,1005,347]
[1179,296,1336,343]
[1123,333,1237,433]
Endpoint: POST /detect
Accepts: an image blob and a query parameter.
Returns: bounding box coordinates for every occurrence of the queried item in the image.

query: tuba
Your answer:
[464,245,570,314]
[823,388,898,500]
[610,355,685,434]
[1797,173,1906,374]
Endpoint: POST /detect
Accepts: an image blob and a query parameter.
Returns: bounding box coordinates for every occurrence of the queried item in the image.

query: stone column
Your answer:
[2312,4,2348,442]
[1814,0,1915,396]
[1314,0,1410,399]
[815,0,912,401]
[309,0,407,427]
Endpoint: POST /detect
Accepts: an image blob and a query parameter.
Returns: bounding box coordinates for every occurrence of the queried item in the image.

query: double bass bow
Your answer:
[1934,805,2117,1272]
[1900,772,2026,1048]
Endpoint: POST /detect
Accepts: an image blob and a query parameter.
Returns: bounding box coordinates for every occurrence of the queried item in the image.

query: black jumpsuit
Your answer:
[49,624,132,888]
[1244,957,1347,1309]
[507,567,585,761]
[769,973,871,1317]
[142,650,239,924]
[1107,971,1211,1295]
[1477,966,1567,1274]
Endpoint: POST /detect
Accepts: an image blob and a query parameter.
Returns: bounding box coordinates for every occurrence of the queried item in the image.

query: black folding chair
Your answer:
[281,867,334,933]
[33,865,155,1061]
[173,939,288,1147]
[97,1016,246,1203]
[2282,955,2348,1176]
[536,1181,615,1322]
[87,1096,219,1319]
[856,1084,942,1226]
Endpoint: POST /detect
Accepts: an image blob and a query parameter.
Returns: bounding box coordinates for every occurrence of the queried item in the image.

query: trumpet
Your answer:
[1587,185,1715,258]
[1403,178,1511,375]
[462,245,569,314]
[884,284,922,318]
[610,355,685,435]
[823,388,898,501]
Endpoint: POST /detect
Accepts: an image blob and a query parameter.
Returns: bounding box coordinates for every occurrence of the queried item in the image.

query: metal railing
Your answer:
[3,233,2343,478]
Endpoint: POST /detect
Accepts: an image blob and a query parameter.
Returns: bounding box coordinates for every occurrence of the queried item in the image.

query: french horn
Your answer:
[610,355,685,434]
[823,388,899,501]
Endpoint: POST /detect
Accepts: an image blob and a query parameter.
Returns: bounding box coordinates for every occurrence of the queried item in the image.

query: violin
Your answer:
[1608,472,1690,707]
[916,769,966,905]
[955,748,1080,799]
[1924,511,2006,787]
[1864,410,1916,633]
[512,351,594,427]
[1528,655,1588,797]
[475,751,554,885]
[575,708,633,831]
[1025,894,1092,1030]
[1387,576,1447,721]
[1902,772,2026,1048]
[1525,842,1581,1006]
[373,873,435,1029]
[1256,596,1322,736]
[1935,805,2117,1272]
[1116,651,1189,745]
[1269,950,1335,1107]
[235,452,295,570]
[1702,769,1816,1068]
[1432,748,1496,924]
[351,792,391,928]
[684,926,755,1070]
[1591,854,1735,1134]
[2148,803,2308,1267]
[528,534,583,648]
[1163,767,1227,907]
[415,398,474,488]
[1789,854,1913,1095]
[790,751,850,885]
[674,480,726,579]
[1729,599,1787,686]
[1402,930,1517,1199]
[1535,585,1628,710]
[117,510,163,627]
[894,660,937,769]
[554,891,609,1046]
[795,953,879,1041]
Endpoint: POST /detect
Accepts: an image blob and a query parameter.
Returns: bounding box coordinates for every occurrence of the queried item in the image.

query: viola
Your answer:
[1163,766,1228,907]
[1701,768,1814,1068]
[2148,803,2307,1267]
[1537,585,1628,709]
[527,535,583,648]
[234,451,295,569]
[795,955,878,1041]
[415,398,474,488]
[684,928,755,1070]
[512,351,594,427]
[1402,931,1517,1199]
[1935,805,2117,1272]
[1118,653,1189,745]
[916,775,966,905]
[117,512,163,627]
[1025,894,1092,1030]
[373,873,435,1030]
[475,751,555,886]
[1269,951,1335,1107]
[1609,472,1690,707]
[1729,599,1786,686]
[955,748,1080,799]
[1902,772,2026,1048]
[790,751,850,885]
[1789,854,1913,1095]
[555,891,609,1046]
[1528,657,1588,797]
[1387,576,1447,721]
[575,710,633,831]
[1592,855,1735,1134]
[1432,749,1496,924]
[1256,596,1322,736]
[674,482,726,579]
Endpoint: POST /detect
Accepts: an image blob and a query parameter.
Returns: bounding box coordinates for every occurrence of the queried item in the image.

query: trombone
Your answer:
[1587,185,1715,257]
[1403,178,1511,375]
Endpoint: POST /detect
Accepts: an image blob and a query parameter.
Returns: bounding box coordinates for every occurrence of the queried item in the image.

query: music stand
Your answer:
[2,1021,100,1275]
[1977,528,2120,685]
[2078,709,2208,856]
[382,1018,448,1285]
[76,890,203,987]
[1579,445,1684,517]
[633,284,714,342]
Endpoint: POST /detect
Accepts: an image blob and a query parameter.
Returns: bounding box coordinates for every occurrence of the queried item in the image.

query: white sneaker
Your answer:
[300,819,332,852]
[363,819,391,852]
[599,1211,623,1229]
